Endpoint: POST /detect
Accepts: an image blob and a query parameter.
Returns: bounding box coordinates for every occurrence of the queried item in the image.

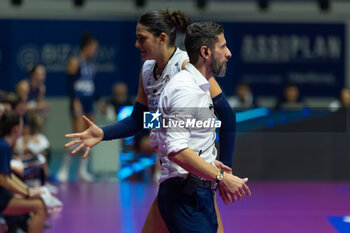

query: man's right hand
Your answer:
[64,115,104,159]
[218,173,251,205]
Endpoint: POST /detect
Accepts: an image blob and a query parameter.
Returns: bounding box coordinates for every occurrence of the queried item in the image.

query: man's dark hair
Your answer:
[0,110,21,137]
[185,22,224,64]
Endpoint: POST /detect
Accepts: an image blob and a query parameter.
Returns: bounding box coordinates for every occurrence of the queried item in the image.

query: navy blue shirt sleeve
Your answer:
[0,138,11,175]
[102,102,148,140]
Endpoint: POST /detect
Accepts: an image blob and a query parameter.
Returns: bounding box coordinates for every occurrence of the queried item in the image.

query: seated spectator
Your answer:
[0,90,7,116]
[0,91,8,104]
[0,91,14,113]
[6,93,27,117]
[101,82,134,116]
[0,103,5,118]
[27,65,50,113]
[329,87,350,112]
[277,84,305,110]
[14,66,50,117]
[228,82,255,110]
[15,81,30,104]
[0,110,47,233]
[12,111,55,193]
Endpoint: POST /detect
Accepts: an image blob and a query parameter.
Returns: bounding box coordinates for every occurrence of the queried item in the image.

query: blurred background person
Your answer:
[0,110,47,233]
[329,87,350,111]
[99,82,134,121]
[0,92,15,114]
[15,80,29,105]
[6,93,27,117]
[277,84,305,110]
[228,82,256,110]
[27,65,50,114]
[0,91,9,117]
[15,65,50,116]
[12,111,56,193]
[107,82,133,116]
[57,33,99,182]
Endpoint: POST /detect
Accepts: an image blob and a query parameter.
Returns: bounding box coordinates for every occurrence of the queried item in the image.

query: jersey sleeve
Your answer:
[0,145,11,174]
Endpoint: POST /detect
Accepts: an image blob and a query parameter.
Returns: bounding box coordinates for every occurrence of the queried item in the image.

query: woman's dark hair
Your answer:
[0,110,21,137]
[28,64,40,77]
[185,22,224,64]
[80,32,97,50]
[27,64,45,80]
[139,9,191,47]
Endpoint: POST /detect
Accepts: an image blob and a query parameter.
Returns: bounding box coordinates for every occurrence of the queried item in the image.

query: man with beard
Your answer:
[154,22,251,233]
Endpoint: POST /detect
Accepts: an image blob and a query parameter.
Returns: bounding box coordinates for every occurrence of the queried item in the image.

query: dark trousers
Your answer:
[157,177,218,233]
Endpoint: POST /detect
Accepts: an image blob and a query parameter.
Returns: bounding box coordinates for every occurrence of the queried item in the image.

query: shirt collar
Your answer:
[185,63,211,91]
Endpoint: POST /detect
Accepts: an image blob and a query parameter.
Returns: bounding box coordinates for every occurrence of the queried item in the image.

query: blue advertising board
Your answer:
[0,19,142,96]
[0,20,346,98]
[218,22,346,97]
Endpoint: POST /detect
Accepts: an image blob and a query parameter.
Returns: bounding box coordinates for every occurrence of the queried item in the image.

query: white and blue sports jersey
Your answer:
[68,59,96,98]
[142,48,189,111]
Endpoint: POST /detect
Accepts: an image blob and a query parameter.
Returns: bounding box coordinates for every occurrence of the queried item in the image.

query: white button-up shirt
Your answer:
[153,63,218,183]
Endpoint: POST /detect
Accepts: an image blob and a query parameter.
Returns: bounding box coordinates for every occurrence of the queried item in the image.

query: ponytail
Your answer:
[165,9,190,34]
[139,9,191,46]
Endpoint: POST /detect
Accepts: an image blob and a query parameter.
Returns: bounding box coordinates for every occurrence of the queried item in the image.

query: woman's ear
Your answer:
[159,32,168,45]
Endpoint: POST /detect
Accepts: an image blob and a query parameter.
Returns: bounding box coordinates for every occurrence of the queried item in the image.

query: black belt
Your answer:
[187,173,217,191]
[161,174,217,195]
[182,174,216,195]
[196,177,216,189]
[160,144,217,193]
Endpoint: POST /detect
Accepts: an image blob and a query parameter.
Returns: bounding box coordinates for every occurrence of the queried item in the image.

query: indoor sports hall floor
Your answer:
[45,181,350,233]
